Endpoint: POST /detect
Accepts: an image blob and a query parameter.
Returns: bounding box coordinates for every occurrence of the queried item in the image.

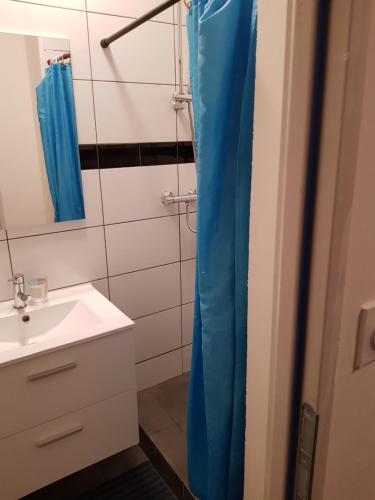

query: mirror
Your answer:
[0,33,85,230]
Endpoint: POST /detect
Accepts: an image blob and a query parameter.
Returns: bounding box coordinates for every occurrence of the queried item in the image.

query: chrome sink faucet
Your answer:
[9,273,29,310]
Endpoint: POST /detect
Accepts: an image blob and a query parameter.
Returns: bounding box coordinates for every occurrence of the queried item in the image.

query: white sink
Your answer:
[0,300,100,343]
[0,284,134,366]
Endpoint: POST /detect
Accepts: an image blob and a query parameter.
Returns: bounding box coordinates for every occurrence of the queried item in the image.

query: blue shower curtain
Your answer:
[187,1,257,499]
[36,63,85,222]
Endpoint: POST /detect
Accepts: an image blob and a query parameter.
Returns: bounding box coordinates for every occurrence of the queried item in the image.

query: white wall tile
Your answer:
[101,166,178,224]
[181,258,195,303]
[174,4,187,26]
[175,22,189,85]
[0,241,13,301]
[177,105,194,142]
[106,216,180,276]
[182,344,192,372]
[7,170,103,238]
[134,307,181,363]
[88,13,175,84]
[73,80,96,144]
[178,163,196,213]
[136,349,182,391]
[109,262,180,319]
[93,81,177,143]
[92,278,110,299]
[13,0,85,10]
[182,302,193,345]
[180,213,196,260]
[175,17,191,142]
[40,36,70,51]
[87,0,174,23]
[8,227,107,290]
[0,1,91,79]
[0,230,6,241]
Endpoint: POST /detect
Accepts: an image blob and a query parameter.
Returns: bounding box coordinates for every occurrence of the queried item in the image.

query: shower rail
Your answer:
[100,0,180,48]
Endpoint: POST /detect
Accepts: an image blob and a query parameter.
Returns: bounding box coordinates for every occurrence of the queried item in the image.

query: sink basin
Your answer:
[0,284,134,366]
[0,300,100,343]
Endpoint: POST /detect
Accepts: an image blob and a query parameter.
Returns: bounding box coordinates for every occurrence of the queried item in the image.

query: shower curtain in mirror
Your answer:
[36,63,84,223]
[187,1,257,499]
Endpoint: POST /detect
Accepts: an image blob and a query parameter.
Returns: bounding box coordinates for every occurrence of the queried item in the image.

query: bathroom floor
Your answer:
[23,446,150,499]
[138,373,193,498]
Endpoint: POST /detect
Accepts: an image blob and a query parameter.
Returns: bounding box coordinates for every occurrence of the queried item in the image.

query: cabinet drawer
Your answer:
[0,330,135,439]
[0,390,139,500]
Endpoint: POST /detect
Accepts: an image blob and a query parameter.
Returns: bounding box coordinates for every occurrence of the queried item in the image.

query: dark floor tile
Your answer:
[140,427,184,500]
[78,461,177,500]
[23,462,106,500]
[139,374,193,499]
[150,424,188,485]
[138,389,176,435]
[22,446,147,500]
[183,484,197,500]
[99,445,148,483]
[149,373,190,429]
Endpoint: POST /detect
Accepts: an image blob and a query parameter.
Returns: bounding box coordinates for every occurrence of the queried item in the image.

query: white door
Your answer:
[300,1,375,499]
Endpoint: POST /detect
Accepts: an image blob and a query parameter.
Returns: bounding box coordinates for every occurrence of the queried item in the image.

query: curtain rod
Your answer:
[47,52,70,65]
[100,0,180,48]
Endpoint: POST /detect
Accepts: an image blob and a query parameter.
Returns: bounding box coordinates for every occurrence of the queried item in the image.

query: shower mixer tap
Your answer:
[161,190,197,206]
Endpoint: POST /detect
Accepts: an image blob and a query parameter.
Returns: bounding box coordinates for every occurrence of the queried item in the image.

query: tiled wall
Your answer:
[0,0,195,390]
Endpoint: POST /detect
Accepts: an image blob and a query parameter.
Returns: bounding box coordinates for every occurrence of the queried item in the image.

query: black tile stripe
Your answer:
[79,144,99,170]
[140,142,177,166]
[177,142,195,164]
[79,142,193,170]
[99,143,140,168]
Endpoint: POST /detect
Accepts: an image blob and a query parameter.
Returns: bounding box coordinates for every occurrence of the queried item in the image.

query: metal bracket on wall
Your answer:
[172,92,192,110]
[294,404,319,500]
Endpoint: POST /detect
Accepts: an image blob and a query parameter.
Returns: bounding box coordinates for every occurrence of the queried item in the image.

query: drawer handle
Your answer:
[27,361,78,382]
[36,423,83,448]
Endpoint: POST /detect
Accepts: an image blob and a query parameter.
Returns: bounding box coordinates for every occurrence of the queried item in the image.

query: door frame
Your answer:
[244,1,319,499]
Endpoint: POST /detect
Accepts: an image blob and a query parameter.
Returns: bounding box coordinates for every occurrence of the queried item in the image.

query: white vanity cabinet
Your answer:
[0,285,138,500]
